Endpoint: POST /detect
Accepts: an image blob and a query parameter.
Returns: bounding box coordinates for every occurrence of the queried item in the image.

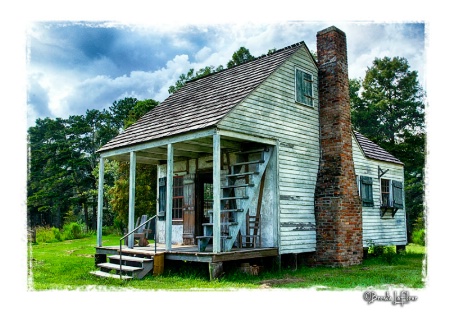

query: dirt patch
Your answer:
[259,277,306,288]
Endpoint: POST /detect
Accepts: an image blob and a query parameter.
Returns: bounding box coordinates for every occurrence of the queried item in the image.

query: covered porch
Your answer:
[96,127,279,255]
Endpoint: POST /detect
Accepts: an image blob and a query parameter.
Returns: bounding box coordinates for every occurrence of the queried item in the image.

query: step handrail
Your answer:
[119,214,157,280]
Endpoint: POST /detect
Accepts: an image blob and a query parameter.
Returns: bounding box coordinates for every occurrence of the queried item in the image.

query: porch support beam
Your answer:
[127,151,137,248]
[100,128,216,158]
[217,128,277,146]
[96,156,104,247]
[165,143,174,251]
[212,132,221,253]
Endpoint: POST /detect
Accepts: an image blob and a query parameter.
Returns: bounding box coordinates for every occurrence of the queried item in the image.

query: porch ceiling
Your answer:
[107,136,247,165]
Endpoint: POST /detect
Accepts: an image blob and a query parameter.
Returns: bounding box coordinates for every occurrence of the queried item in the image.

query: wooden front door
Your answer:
[182,173,196,245]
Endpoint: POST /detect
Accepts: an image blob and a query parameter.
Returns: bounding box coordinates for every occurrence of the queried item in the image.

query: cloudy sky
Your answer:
[26,21,425,127]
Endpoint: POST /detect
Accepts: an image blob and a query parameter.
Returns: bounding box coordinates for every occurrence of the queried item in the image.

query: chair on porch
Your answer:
[134,215,150,247]
[239,214,261,248]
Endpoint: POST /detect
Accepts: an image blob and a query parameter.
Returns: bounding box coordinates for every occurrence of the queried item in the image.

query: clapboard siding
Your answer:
[219,46,319,254]
[352,135,407,247]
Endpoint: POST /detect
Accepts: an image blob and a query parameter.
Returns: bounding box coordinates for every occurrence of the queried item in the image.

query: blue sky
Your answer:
[26,21,426,127]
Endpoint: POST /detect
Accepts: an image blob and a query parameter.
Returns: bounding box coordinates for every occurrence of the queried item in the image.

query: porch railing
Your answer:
[119,214,157,280]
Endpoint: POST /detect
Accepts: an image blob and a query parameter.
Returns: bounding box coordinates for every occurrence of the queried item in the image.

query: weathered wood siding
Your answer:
[352,136,408,246]
[219,46,320,254]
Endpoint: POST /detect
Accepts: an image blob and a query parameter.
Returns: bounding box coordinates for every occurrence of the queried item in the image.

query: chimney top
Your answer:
[317,26,346,37]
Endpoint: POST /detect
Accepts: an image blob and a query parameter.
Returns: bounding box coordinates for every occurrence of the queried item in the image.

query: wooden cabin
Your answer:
[92,26,406,279]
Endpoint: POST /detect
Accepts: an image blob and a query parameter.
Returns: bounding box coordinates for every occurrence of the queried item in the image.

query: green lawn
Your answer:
[28,234,426,290]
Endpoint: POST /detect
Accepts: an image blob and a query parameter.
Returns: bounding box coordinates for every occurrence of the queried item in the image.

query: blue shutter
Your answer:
[295,69,313,106]
[360,176,374,207]
[295,69,302,103]
[392,180,404,209]
[303,72,313,106]
[158,177,167,214]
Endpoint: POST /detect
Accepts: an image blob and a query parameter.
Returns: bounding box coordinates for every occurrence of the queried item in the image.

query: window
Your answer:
[172,176,184,220]
[295,68,313,106]
[380,178,404,209]
[158,176,184,221]
[359,176,374,207]
[381,179,390,207]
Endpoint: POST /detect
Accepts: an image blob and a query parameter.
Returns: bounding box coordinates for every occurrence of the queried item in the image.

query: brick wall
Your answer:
[313,26,363,266]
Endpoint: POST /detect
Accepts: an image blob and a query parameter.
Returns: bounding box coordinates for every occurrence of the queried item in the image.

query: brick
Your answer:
[313,26,363,267]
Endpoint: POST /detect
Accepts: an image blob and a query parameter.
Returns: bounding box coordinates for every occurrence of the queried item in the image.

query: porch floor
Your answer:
[96,243,278,263]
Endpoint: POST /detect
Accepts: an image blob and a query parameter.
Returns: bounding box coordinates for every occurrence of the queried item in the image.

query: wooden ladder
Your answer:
[197,146,272,252]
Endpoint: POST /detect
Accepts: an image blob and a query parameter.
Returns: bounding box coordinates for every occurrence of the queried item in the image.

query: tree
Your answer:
[66,109,119,229]
[168,66,223,95]
[28,118,75,227]
[350,56,425,240]
[352,57,424,145]
[109,97,139,131]
[108,99,159,230]
[168,46,255,94]
[227,47,255,68]
[124,99,159,129]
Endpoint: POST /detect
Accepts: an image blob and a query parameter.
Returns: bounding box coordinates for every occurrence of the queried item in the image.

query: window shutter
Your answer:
[158,177,167,214]
[360,176,374,206]
[392,180,404,209]
[303,72,313,106]
[295,69,303,103]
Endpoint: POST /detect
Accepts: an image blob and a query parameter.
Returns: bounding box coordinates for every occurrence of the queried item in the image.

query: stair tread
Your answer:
[221,183,254,189]
[97,262,143,272]
[202,222,238,226]
[221,196,249,200]
[233,160,264,166]
[90,270,133,280]
[207,208,244,214]
[236,148,268,154]
[196,235,232,239]
[226,172,259,178]
[108,255,153,263]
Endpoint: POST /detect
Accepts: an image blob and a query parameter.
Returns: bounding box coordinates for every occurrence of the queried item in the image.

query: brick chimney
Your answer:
[313,26,363,266]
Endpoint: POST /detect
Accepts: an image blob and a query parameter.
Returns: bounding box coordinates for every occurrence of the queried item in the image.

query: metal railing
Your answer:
[119,214,157,280]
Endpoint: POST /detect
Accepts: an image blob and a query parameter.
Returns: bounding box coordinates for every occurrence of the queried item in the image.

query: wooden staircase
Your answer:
[90,253,154,280]
[197,146,272,252]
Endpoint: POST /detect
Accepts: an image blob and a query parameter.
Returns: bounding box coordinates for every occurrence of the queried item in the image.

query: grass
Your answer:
[28,234,426,291]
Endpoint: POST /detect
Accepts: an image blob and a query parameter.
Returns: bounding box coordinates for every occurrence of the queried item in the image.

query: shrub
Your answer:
[102,225,121,236]
[412,228,425,246]
[36,227,61,243]
[62,222,83,240]
[52,227,62,241]
[381,246,398,265]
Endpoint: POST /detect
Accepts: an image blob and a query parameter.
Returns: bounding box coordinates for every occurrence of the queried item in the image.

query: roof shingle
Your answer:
[353,131,403,165]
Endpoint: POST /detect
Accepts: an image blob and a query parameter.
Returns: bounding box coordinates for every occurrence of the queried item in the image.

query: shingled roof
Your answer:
[98,42,307,153]
[353,131,403,165]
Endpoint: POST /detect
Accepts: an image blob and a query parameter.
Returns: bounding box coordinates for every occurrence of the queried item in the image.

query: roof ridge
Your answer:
[186,41,305,84]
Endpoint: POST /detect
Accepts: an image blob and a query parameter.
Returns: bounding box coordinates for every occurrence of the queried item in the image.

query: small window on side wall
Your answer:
[380,178,404,217]
[295,68,313,106]
[359,176,374,207]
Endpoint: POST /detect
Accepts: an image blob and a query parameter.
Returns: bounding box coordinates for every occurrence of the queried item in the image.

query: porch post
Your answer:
[212,132,221,253]
[96,156,104,247]
[128,151,136,248]
[165,143,174,251]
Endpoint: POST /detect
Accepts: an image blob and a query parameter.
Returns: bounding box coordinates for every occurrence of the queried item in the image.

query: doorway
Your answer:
[195,171,213,242]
